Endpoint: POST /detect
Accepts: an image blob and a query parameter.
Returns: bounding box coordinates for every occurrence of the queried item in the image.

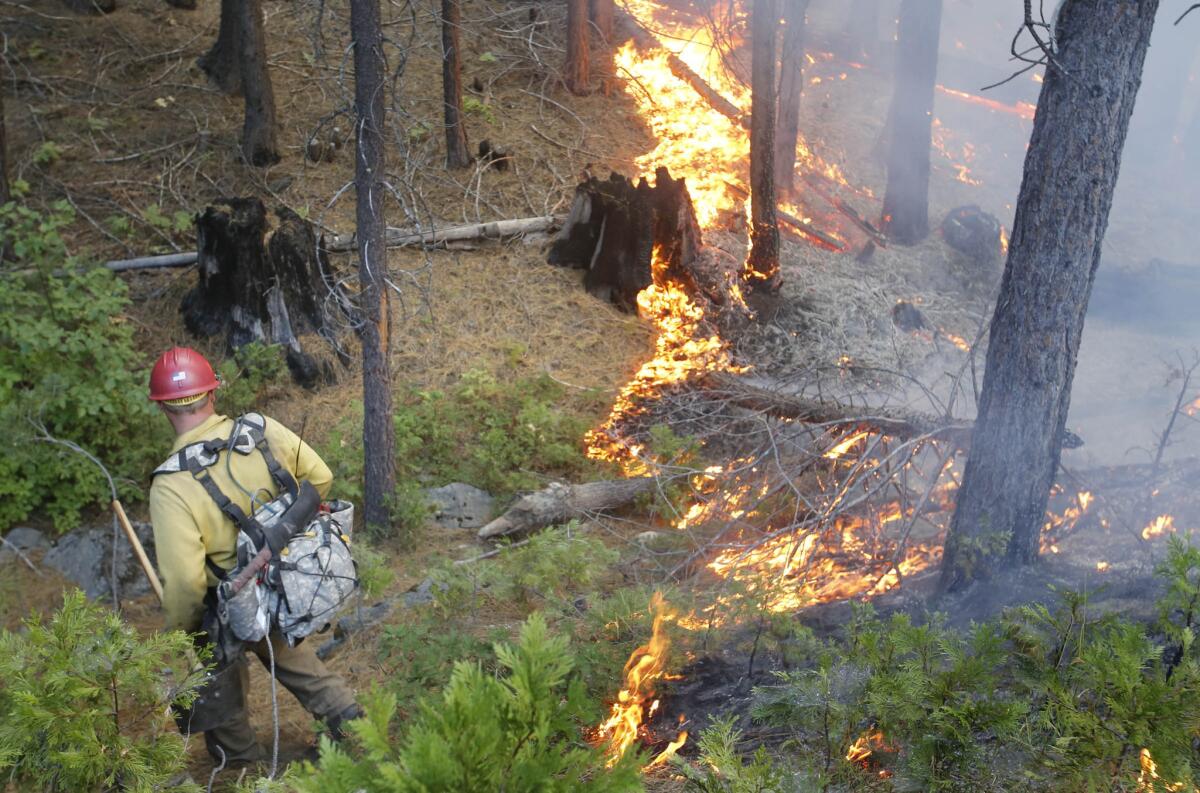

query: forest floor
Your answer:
[3,0,1200,790]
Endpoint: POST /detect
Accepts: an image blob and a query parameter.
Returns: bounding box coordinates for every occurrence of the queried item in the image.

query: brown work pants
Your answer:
[204,632,357,765]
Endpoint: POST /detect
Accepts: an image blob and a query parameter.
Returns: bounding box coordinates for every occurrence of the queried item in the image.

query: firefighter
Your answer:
[147,346,361,766]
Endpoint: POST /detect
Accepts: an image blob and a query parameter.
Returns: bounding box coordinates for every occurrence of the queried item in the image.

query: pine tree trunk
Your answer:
[0,89,10,209]
[198,0,242,95]
[350,0,397,534]
[745,0,780,294]
[940,0,1159,593]
[589,0,615,93]
[565,0,590,95]
[237,0,279,166]
[880,0,941,245]
[441,0,471,169]
[774,0,809,198]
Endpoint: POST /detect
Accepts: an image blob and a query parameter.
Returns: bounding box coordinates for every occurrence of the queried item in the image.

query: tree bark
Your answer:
[198,0,242,95]
[940,0,1159,593]
[350,0,397,534]
[565,0,590,95]
[441,0,471,169]
[774,0,810,198]
[478,478,656,539]
[237,0,279,166]
[0,89,10,209]
[880,0,941,245]
[745,0,781,294]
[589,0,616,93]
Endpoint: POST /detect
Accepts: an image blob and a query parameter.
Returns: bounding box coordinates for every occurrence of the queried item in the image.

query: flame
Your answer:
[824,429,870,459]
[595,593,688,767]
[1185,396,1200,417]
[1137,748,1194,792]
[1142,514,1176,541]
[936,85,1036,120]
[1040,490,1095,552]
[941,331,971,352]
[1000,226,1010,256]
[845,728,895,778]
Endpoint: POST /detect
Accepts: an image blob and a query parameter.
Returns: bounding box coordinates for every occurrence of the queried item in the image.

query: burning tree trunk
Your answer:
[940,0,1159,593]
[548,168,702,312]
[774,0,810,198]
[589,0,616,93]
[565,0,591,95]
[880,0,942,245]
[441,0,471,169]
[198,0,279,165]
[182,199,346,386]
[350,0,398,534]
[745,0,781,294]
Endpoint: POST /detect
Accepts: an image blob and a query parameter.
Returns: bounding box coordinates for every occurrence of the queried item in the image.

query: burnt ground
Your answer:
[3,0,1200,788]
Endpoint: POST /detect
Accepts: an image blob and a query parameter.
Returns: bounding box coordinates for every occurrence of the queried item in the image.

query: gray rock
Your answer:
[402,576,446,608]
[43,521,157,601]
[0,527,50,563]
[424,483,495,529]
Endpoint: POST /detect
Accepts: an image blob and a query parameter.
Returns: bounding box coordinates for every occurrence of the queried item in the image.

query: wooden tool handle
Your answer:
[112,500,164,603]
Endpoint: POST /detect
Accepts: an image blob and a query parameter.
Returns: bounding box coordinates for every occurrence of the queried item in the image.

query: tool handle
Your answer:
[112,500,164,603]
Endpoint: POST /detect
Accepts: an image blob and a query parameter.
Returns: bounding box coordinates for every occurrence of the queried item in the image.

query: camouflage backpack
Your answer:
[153,413,358,649]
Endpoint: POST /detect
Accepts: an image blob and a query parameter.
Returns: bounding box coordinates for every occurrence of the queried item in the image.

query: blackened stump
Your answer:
[548,168,702,312]
[183,198,347,386]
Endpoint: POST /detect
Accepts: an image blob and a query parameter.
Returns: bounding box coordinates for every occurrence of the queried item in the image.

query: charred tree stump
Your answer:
[182,198,347,387]
[548,168,702,312]
[441,0,471,169]
[880,0,942,245]
[940,0,1159,593]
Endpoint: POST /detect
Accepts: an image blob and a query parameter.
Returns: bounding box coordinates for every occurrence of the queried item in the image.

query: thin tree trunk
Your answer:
[441,0,471,168]
[589,0,615,94]
[237,0,279,166]
[745,0,780,294]
[198,0,242,95]
[775,0,809,198]
[940,0,1159,593]
[350,0,397,534]
[880,0,941,245]
[0,89,10,209]
[565,0,590,95]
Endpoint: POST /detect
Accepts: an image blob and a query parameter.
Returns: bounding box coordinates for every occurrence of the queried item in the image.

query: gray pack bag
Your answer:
[274,513,358,642]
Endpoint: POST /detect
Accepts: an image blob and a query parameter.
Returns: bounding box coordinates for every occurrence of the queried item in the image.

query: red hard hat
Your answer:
[149,347,220,403]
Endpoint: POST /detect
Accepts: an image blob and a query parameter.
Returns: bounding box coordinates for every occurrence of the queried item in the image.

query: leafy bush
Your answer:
[290,612,643,792]
[0,591,202,791]
[377,613,495,710]
[0,202,168,530]
[215,340,290,417]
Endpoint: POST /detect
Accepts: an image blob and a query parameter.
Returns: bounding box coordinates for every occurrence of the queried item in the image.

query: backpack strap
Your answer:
[185,452,271,552]
[238,414,299,498]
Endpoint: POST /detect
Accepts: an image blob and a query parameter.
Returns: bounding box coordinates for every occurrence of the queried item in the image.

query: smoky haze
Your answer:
[800,1,1200,466]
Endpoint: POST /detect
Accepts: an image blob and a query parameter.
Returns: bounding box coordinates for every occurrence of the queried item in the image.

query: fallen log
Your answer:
[723,181,845,252]
[801,174,888,248]
[478,477,656,539]
[325,215,563,252]
[104,252,198,272]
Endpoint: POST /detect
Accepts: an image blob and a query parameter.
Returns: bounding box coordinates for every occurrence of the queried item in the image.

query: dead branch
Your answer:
[722,181,844,251]
[1178,3,1200,24]
[478,477,656,539]
[326,214,564,252]
[703,372,975,447]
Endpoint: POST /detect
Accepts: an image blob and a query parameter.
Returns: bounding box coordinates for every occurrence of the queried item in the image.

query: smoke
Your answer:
[797,1,1200,466]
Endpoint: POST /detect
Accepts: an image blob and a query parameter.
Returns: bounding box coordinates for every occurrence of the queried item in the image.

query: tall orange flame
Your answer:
[595,592,688,767]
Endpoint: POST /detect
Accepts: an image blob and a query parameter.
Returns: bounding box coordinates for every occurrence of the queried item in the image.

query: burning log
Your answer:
[183,198,349,386]
[477,477,656,539]
[548,168,703,311]
[724,181,845,252]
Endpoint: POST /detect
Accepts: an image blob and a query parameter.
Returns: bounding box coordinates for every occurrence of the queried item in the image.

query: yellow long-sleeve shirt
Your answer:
[149,413,333,633]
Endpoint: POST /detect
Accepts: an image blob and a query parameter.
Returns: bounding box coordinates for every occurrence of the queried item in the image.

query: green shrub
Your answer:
[353,538,395,600]
[290,612,644,792]
[0,202,169,530]
[216,340,290,417]
[674,715,793,793]
[377,613,495,709]
[0,591,203,791]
